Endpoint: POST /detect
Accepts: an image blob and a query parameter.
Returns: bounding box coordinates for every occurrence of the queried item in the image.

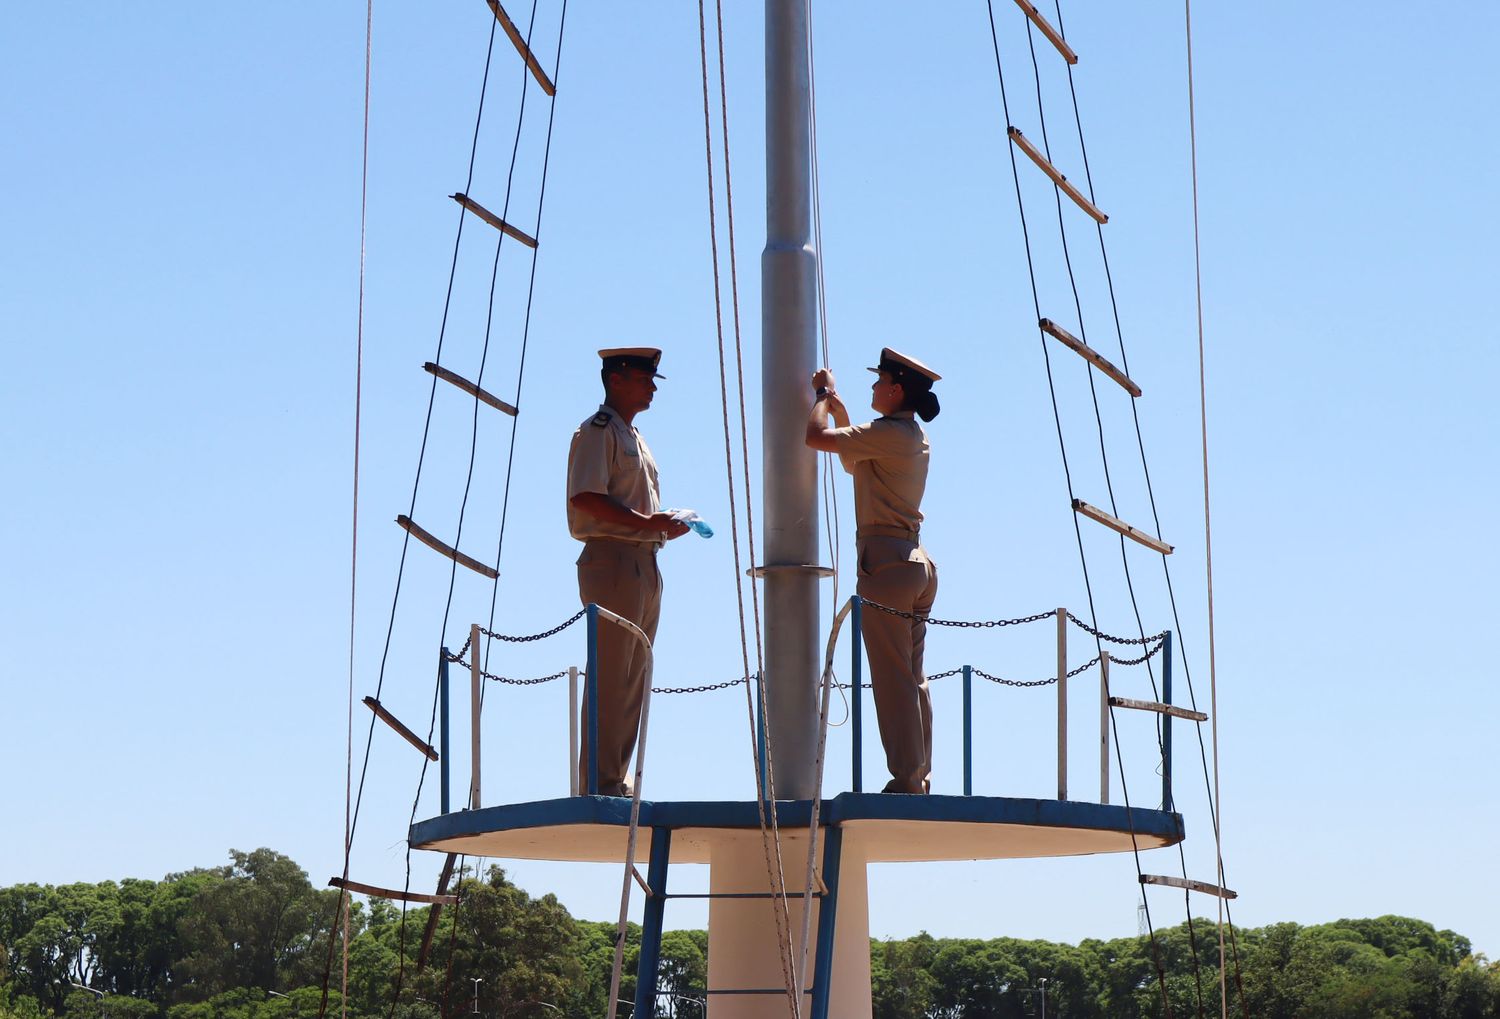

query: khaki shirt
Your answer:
[566,404,662,543]
[831,413,929,532]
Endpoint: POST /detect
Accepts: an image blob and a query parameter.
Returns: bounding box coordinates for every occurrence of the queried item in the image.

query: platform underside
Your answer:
[410,792,1183,864]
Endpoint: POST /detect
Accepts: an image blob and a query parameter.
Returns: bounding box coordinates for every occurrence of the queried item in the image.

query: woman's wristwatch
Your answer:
[815,386,833,400]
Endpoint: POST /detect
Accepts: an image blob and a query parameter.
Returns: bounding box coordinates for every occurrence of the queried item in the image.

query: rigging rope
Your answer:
[694,0,801,1011]
[341,3,374,1017]
[1181,2,1232,1015]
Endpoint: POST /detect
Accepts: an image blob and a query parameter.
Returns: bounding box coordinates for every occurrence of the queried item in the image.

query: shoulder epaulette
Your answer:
[590,411,610,427]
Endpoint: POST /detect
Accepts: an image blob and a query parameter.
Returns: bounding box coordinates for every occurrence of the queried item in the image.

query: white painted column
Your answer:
[705,835,871,1019]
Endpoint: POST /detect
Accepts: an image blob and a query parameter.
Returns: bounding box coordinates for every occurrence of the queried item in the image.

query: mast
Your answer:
[761,0,820,800]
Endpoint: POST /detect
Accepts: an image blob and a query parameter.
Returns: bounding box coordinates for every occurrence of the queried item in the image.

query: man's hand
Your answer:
[811,368,836,394]
[647,512,692,540]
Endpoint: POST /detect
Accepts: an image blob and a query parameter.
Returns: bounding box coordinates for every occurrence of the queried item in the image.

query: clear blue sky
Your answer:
[5,2,1498,959]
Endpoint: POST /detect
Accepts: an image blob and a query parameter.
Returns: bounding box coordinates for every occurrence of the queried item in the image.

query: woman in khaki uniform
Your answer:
[805,348,941,794]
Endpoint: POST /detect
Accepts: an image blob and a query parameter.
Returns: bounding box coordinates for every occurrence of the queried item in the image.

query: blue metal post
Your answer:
[1161,630,1174,812]
[962,665,973,797]
[439,647,451,815]
[586,603,600,796]
[632,827,672,1018]
[850,597,863,793]
[810,825,844,1019]
[756,672,768,801]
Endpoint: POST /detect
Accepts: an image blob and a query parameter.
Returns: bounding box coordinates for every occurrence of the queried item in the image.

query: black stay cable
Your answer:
[319,15,503,1019]
[389,2,567,1015]
[1022,13,1206,1017]
[984,3,1177,1015]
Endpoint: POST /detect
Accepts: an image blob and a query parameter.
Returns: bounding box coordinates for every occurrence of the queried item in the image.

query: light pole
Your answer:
[1039,976,1048,1019]
[470,978,483,1016]
[69,983,106,1019]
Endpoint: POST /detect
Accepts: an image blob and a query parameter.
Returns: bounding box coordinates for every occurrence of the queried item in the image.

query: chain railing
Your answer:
[440,599,1191,814]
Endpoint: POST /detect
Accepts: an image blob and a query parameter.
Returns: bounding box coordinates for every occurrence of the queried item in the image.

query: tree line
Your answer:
[2,848,1496,1018]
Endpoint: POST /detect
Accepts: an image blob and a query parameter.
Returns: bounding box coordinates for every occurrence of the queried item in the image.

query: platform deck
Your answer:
[410,792,1183,864]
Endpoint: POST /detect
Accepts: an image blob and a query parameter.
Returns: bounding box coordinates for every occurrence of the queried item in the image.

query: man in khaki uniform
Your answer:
[567,347,689,796]
[805,348,942,794]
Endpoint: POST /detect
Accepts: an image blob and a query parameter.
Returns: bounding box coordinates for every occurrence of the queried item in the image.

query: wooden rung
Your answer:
[485,0,557,97]
[1072,499,1173,555]
[450,193,538,248]
[396,515,500,579]
[329,876,458,905]
[1109,695,1207,722]
[363,696,440,761]
[1007,127,1108,224]
[631,865,652,897]
[1039,319,1141,397]
[1140,874,1238,900]
[416,853,458,970]
[1013,0,1078,64]
[424,362,519,416]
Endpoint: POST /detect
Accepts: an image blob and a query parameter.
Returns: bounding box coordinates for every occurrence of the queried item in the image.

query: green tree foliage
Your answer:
[4,853,1500,1019]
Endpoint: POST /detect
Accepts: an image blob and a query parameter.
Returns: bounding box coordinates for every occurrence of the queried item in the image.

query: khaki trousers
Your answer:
[576,539,662,794]
[856,536,939,793]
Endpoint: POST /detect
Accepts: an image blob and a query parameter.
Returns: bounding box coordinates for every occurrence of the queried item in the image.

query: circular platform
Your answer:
[409,792,1183,864]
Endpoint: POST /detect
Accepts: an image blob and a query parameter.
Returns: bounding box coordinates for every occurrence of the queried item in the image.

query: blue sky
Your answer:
[5,2,1499,960]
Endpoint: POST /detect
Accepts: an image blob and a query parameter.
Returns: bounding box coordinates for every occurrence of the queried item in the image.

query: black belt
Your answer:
[583,536,661,553]
[856,525,919,541]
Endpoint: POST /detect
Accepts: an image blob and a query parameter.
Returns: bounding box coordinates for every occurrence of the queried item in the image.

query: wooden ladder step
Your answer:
[485,0,557,96]
[363,696,439,761]
[396,515,500,579]
[1072,499,1173,555]
[450,192,538,248]
[1008,126,1108,223]
[1140,874,1238,900]
[416,853,458,970]
[1013,0,1078,64]
[329,876,458,905]
[1108,695,1207,722]
[424,362,518,416]
[1039,318,1141,397]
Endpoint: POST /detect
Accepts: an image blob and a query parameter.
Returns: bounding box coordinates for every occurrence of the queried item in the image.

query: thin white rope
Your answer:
[793,0,837,1001]
[343,3,373,1017]
[695,2,802,1012]
[1182,2,1227,1016]
[806,0,842,617]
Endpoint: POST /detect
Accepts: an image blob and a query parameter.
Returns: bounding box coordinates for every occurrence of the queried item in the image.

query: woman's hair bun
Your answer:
[916,390,941,422]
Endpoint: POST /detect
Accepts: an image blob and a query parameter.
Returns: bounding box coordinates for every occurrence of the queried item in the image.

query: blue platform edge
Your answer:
[409,792,1184,847]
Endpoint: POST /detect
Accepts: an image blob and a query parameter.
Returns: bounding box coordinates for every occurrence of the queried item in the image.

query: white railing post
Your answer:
[568,665,579,797]
[470,623,482,810]
[1056,607,1067,800]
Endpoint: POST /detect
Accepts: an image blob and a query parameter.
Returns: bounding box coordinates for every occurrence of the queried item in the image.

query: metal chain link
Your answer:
[1066,611,1168,646]
[480,607,588,644]
[860,599,1056,629]
[655,676,751,695]
[1106,638,1168,667]
[484,669,568,687]
[442,609,588,663]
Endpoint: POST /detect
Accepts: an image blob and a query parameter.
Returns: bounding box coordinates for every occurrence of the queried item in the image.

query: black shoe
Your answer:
[881,779,926,795]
